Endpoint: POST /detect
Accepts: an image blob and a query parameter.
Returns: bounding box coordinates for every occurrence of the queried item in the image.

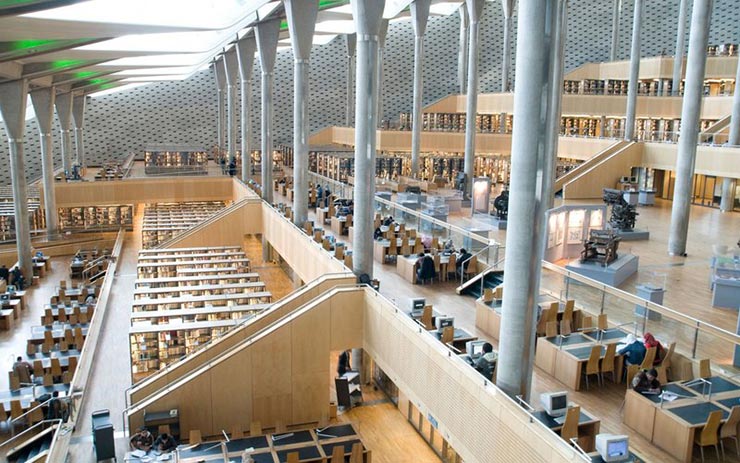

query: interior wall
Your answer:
[1,0,739,186]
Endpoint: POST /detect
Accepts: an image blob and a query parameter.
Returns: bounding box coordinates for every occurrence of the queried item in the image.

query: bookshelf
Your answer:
[58,205,133,232]
[141,201,227,248]
[144,147,209,176]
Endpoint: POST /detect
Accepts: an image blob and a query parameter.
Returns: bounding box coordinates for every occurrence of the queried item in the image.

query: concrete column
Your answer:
[223,48,239,167]
[377,19,389,125]
[30,88,59,237]
[497,0,554,399]
[256,17,281,204]
[350,0,385,279]
[72,95,86,168]
[458,6,469,94]
[720,53,740,212]
[463,0,485,199]
[610,0,622,61]
[668,0,713,256]
[671,0,689,96]
[55,92,73,176]
[213,61,226,158]
[624,0,643,141]
[410,0,431,177]
[500,0,514,92]
[285,0,319,228]
[345,34,357,127]
[0,80,33,282]
[236,35,257,182]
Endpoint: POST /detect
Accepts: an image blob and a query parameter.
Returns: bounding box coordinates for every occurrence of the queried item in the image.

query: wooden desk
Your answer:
[623,384,698,442]
[396,254,449,284]
[317,207,330,225]
[0,308,13,330]
[429,328,478,351]
[532,408,601,452]
[27,324,89,345]
[0,383,69,411]
[475,299,503,341]
[330,216,350,236]
[555,343,624,391]
[535,334,593,377]
[653,401,730,463]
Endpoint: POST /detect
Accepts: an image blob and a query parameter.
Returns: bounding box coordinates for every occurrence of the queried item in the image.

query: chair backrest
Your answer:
[441,326,454,344]
[698,358,711,378]
[421,306,434,330]
[482,288,494,303]
[158,424,171,436]
[641,346,657,369]
[548,302,560,321]
[562,299,575,322]
[250,421,262,436]
[8,372,19,390]
[51,358,62,376]
[597,313,608,331]
[29,400,43,424]
[286,452,300,463]
[0,401,6,420]
[662,342,676,369]
[700,410,722,445]
[68,356,78,373]
[494,286,503,300]
[387,242,398,256]
[10,400,23,419]
[231,425,244,440]
[560,320,572,336]
[536,307,552,335]
[560,406,581,443]
[43,373,53,386]
[655,366,668,385]
[581,316,593,331]
[189,429,202,445]
[545,321,559,338]
[350,442,364,463]
[626,364,640,389]
[433,254,441,273]
[33,360,44,377]
[602,343,617,373]
[330,445,345,463]
[721,406,740,439]
[586,345,601,374]
[465,255,477,274]
[447,253,456,270]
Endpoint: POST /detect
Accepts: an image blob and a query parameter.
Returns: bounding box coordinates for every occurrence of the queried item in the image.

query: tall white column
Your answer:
[668,0,713,256]
[213,61,226,159]
[0,80,33,282]
[223,48,240,167]
[55,92,73,176]
[236,35,257,182]
[624,0,643,140]
[671,0,689,96]
[410,0,431,177]
[497,0,555,400]
[256,17,281,204]
[285,0,319,227]
[500,0,514,92]
[463,0,485,199]
[377,19,389,125]
[345,34,357,127]
[458,6,469,94]
[350,0,385,279]
[72,95,86,168]
[610,0,622,61]
[719,45,740,212]
[30,88,59,237]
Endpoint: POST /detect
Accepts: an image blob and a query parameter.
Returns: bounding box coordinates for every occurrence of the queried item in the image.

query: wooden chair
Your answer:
[0,402,7,422]
[655,365,668,385]
[42,309,53,326]
[493,286,503,300]
[10,400,23,421]
[433,254,441,282]
[420,306,434,330]
[446,254,456,280]
[562,299,575,324]
[462,255,478,282]
[230,425,244,440]
[698,358,711,378]
[63,329,74,349]
[286,452,300,463]
[43,373,53,386]
[51,358,62,380]
[26,343,36,357]
[580,316,594,332]
[59,338,69,353]
[58,309,67,323]
[536,307,554,337]
[8,372,20,391]
[625,364,640,387]
[662,341,676,378]
[28,401,43,425]
[350,442,363,463]
[249,421,262,436]
[189,429,202,445]
[694,410,722,463]
[583,346,602,389]
[545,321,559,338]
[387,241,398,263]
[482,288,494,303]
[441,326,454,344]
[559,320,572,336]
[597,313,608,331]
[74,327,84,349]
[158,425,171,437]
[560,406,581,446]
[640,347,657,370]
[601,343,617,383]
[720,405,740,458]
[33,360,44,378]
[330,446,345,463]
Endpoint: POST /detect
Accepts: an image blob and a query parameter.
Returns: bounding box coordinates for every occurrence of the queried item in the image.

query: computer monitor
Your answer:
[0,294,9,303]
[595,434,630,462]
[466,340,487,357]
[435,316,454,330]
[411,298,426,311]
[540,391,568,417]
[6,285,16,294]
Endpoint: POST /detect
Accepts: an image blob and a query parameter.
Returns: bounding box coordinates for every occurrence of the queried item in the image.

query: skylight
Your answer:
[98,52,213,68]
[76,30,236,54]
[89,83,150,98]
[430,2,464,16]
[114,67,199,76]
[315,19,355,35]
[23,0,270,29]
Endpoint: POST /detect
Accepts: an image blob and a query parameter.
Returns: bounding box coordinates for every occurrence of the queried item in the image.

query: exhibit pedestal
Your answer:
[712,275,740,310]
[614,229,650,241]
[734,314,740,368]
[565,253,639,287]
[634,284,664,321]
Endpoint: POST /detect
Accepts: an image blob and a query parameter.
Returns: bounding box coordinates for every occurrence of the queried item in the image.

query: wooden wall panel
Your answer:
[291,372,328,425]
[251,324,293,427]
[210,351,253,433]
[642,142,740,178]
[162,201,263,249]
[563,143,644,199]
[329,291,365,351]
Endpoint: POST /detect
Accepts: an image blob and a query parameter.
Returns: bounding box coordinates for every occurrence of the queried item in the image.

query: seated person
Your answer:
[130,427,154,451]
[643,332,664,365]
[632,368,661,394]
[475,343,498,380]
[0,264,8,282]
[373,226,383,240]
[152,432,178,452]
[382,216,394,227]
[85,294,97,305]
[456,248,472,272]
[416,253,436,282]
[618,334,646,366]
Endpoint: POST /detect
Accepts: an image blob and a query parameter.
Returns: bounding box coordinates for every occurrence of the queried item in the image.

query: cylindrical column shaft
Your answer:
[610,0,622,61]
[671,0,689,96]
[241,78,252,181]
[346,55,354,127]
[410,35,424,176]
[497,0,551,400]
[293,60,310,226]
[227,83,237,166]
[9,140,33,281]
[39,132,58,237]
[720,53,740,212]
[61,130,72,174]
[501,14,513,92]
[217,90,225,156]
[261,71,274,203]
[668,0,713,256]
[458,6,469,94]
[624,0,642,140]
[463,0,484,199]
[75,127,84,166]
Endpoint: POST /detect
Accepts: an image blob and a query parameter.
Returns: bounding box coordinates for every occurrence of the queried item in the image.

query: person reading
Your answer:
[130,427,154,451]
[416,253,436,283]
[632,368,661,394]
[475,343,498,380]
[152,432,178,452]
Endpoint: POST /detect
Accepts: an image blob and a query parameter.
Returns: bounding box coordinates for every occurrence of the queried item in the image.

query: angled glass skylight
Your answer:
[123,75,190,82]
[23,0,270,29]
[384,0,413,19]
[97,52,212,67]
[114,66,199,76]
[430,2,464,16]
[76,30,235,54]
[315,19,355,34]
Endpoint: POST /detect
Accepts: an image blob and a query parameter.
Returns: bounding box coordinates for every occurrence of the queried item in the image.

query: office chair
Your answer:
[720,405,740,458]
[640,347,657,370]
[560,406,581,446]
[694,410,722,463]
[600,343,617,383]
[583,345,602,389]
[698,358,712,378]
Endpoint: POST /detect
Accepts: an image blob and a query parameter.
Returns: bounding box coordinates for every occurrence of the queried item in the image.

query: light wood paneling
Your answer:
[161,201,263,248]
[562,142,644,199]
[642,142,740,178]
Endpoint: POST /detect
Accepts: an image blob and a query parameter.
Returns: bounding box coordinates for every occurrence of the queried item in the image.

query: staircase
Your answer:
[554,140,631,194]
[456,267,504,299]
[699,114,732,144]
[4,423,57,463]
[559,141,643,199]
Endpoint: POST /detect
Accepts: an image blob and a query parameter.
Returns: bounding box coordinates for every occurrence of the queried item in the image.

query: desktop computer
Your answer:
[540,391,568,417]
[595,434,630,462]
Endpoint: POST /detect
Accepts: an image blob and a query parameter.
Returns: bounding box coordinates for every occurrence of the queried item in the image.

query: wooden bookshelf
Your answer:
[58,204,133,232]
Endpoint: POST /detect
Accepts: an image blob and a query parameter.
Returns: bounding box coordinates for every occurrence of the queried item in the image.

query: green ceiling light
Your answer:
[73,71,100,79]
[280,19,288,31]
[51,59,85,70]
[0,0,36,6]
[10,39,57,51]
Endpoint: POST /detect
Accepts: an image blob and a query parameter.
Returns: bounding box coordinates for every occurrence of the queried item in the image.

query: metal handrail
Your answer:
[0,419,61,451]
